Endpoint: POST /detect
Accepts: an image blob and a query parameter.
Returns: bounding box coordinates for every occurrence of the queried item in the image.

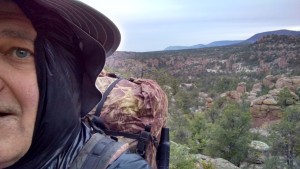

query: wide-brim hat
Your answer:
[16,0,121,116]
[34,0,121,56]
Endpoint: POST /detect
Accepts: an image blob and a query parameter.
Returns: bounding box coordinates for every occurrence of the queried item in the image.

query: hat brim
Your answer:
[35,0,121,57]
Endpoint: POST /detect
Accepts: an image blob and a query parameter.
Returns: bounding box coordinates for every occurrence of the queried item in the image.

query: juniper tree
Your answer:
[204,103,252,166]
[269,105,300,169]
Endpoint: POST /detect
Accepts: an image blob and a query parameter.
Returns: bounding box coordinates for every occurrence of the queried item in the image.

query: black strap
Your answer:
[103,130,140,140]
[102,127,158,157]
[95,77,122,116]
[136,131,152,157]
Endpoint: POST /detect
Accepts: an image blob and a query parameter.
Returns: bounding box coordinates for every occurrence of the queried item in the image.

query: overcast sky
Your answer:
[80,0,300,52]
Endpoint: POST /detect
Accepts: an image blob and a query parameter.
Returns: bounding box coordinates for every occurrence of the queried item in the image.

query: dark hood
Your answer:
[7,1,102,168]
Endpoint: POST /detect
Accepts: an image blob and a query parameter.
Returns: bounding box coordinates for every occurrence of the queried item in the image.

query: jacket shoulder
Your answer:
[107,153,151,169]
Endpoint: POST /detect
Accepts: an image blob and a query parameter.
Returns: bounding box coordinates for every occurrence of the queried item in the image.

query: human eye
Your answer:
[0,46,35,69]
[10,47,34,59]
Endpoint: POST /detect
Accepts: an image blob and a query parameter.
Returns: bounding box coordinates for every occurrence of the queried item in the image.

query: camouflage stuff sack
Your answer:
[85,72,169,169]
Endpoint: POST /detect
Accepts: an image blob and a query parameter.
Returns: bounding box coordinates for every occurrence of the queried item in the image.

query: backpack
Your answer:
[69,133,130,169]
[83,72,169,169]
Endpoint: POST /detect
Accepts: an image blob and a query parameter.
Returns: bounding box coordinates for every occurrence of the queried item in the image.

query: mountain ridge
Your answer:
[243,29,300,44]
[164,29,300,51]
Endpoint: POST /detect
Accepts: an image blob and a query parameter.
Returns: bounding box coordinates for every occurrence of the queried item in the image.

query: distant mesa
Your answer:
[164,44,205,51]
[243,29,300,44]
[164,41,241,51]
[205,40,243,47]
[164,29,300,51]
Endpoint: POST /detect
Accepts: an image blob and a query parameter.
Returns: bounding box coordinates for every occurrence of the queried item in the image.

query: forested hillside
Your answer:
[104,35,300,168]
[107,35,300,95]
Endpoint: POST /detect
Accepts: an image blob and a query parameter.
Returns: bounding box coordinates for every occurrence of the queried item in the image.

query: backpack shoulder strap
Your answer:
[95,77,123,117]
[70,133,129,169]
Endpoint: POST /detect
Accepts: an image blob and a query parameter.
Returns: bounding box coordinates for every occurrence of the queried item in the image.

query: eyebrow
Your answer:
[0,29,35,42]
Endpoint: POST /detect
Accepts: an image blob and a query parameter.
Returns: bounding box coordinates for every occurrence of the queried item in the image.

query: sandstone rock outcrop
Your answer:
[260,75,300,92]
[220,82,247,103]
[262,75,275,89]
[195,154,240,169]
[248,76,300,127]
[275,77,293,90]
[248,83,262,102]
[292,76,300,87]
[248,141,270,164]
[252,83,262,93]
[250,94,281,127]
[225,91,241,101]
[205,97,213,109]
[236,82,247,93]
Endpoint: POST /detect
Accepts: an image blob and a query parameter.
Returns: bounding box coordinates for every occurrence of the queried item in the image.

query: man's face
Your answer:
[0,0,38,168]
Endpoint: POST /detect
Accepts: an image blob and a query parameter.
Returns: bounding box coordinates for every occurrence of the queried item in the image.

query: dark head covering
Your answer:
[16,0,121,116]
[7,0,120,168]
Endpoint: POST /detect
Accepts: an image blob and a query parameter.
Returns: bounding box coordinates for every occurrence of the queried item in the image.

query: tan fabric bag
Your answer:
[85,72,168,169]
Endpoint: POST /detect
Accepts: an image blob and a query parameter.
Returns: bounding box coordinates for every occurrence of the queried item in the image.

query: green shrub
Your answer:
[204,103,253,166]
[257,85,270,97]
[278,87,296,108]
[170,142,197,169]
[202,160,216,169]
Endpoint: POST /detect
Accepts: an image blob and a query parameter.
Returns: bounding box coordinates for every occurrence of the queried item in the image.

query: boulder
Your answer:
[271,109,282,118]
[275,77,293,90]
[199,92,209,98]
[268,105,280,110]
[262,98,277,105]
[250,141,270,151]
[195,154,240,169]
[260,105,269,111]
[268,89,281,97]
[290,91,299,100]
[252,104,261,110]
[248,95,257,102]
[180,83,193,89]
[205,97,213,109]
[249,92,257,97]
[252,82,262,93]
[253,110,268,118]
[252,96,265,105]
[226,91,241,102]
[274,77,285,89]
[240,163,264,169]
[251,105,267,118]
[236,82,247,93]
[247,141,270,165]
[292,76,300,87]
[250,94,282,127]
[263,75,275,89]
[220,92,227,98]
